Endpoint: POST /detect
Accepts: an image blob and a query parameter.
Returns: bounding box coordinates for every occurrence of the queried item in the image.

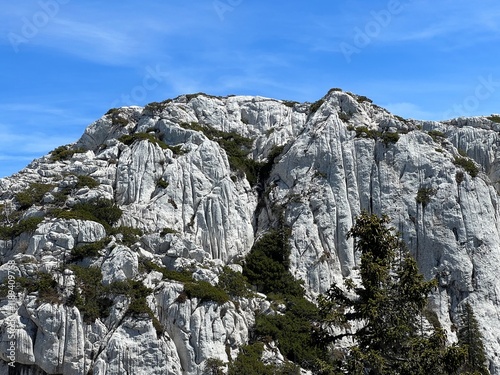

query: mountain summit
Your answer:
[0,90,499,374]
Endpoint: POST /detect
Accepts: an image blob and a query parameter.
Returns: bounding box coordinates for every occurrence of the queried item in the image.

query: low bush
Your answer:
[380,132,400,145]
[428,130,445,142]
[309,99,325,113]
[15,183,54,209]
[354,126,379,139]
[183,281,229,305]
[75,175,99,189]
[0,217,44,240]
[416,187,437,207]
[487,115,500,123]
[109,226,143,246]
[52,198,122,229]
[454,157,479,178]
[18,272,60,304]
[140,259,193,282]
[70,238,110,261]
[50,146,85,161]
[218,267,253,298]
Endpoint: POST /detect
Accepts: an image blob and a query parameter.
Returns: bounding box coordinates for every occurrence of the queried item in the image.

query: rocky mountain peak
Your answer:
[1,89,499,374]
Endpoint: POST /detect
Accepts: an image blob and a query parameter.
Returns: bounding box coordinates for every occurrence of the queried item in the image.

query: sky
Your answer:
[1,0,500,177]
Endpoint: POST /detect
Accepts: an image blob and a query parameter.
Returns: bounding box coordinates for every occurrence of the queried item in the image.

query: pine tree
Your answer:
[318,211,466,374]
[457,303,489,375]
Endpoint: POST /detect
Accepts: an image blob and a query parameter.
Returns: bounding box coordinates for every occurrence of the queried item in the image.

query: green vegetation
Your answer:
[317,212,466,374]
[157,178,169,189]
[183,280,229,305]
[109,226,143,246]
[50,145,85,161]
[70,238,110,261]
[356,95,373,103]
[243,227,303,297]
[457,303,490,374]
[487,115,500,123]
[18,272,60,304]
[454,157,479,178]
[380,131,400,145]
[456,171,465,184]
[160,227,178,236]
[428,130,446,142]
[354,126,379,139]
[0,217,44,240]
[15,183,54,209]
[309,99,325,113]
[140,259,193,283]
[416,187,437,207]
[75,175,99,189]
[119,132,185,155]
[282,100,299,108]
[228,343,300,375]
[180,122,262,185]
[51,198,122,229]
[217,266,253,298]
[143,100,171,115]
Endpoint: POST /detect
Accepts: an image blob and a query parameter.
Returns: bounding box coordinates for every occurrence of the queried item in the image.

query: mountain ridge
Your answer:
[0,89,499,374]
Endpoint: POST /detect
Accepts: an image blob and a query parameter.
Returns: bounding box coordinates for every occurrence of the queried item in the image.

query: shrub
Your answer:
[70,238,110,261]
[218,267,253,298]
[356,95,373,103]
[119,133,184,155]
[456,171,465,184]
[416,187,437,207]
[50,145,85,161]
[354,126,379,140]
[243,228,304,298]
[183,281,229,305]
[140,259,193,282]
[160,227,178,236]
[428,130,446,142]
[52,198,122,229]
[309,99,325,113]
[381,132,400,145]
[109,226,143,246]
[487,115,500,123]
[18,272,60,304]
[157,178,169,189]
[0,217,44,240]
[282,100,298,108]
[454,157,479,178]
[15,183,54,209]
[75,175,99,189]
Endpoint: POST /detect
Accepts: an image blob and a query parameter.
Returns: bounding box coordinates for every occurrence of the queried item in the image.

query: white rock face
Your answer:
[0,91,500,373]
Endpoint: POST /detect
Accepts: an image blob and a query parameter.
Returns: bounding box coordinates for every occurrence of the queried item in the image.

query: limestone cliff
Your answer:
[0,90,499,374]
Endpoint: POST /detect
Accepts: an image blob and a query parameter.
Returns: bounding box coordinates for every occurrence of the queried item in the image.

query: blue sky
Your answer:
[1,0,500,177]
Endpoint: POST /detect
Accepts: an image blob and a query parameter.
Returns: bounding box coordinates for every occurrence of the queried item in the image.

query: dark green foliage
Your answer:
[354,126,379,139]
[120,132,185,155]
[255,296,323,368]
[75,175,99,189]
[15,183,54,209]
[454,157,479,178]
[487,115,500,123]
[70,238,110,261]
[282,100,299,108]
[328,88,343,94]
[50,145,85,161]
[109,226,143,246]
[428,130,446,142]
[0,217,44,240]
[204,358,226,375]
[52,198,122,229]
[416,187,437,207]
[180,122,262,185]
[257,145,285,184]
[243,228,304,297]
[217,267,253,298]
[70,265,111,322]
[157,178,169,189]
[356,95,373,103]
[310,99,325,113]
[144,100,170,115]
[140,259,193,282]
[227,343,298,375]
[380,131,400,145]
[18,272,60,303]
[183,281,229,305]
[457,303,490,374]
[456,171,465,184]
[318,212,463,374]
[160,227,178,236]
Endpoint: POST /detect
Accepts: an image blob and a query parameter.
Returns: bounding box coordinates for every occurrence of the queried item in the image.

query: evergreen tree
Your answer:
[457,303,489,375]
[318,211,466,374]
